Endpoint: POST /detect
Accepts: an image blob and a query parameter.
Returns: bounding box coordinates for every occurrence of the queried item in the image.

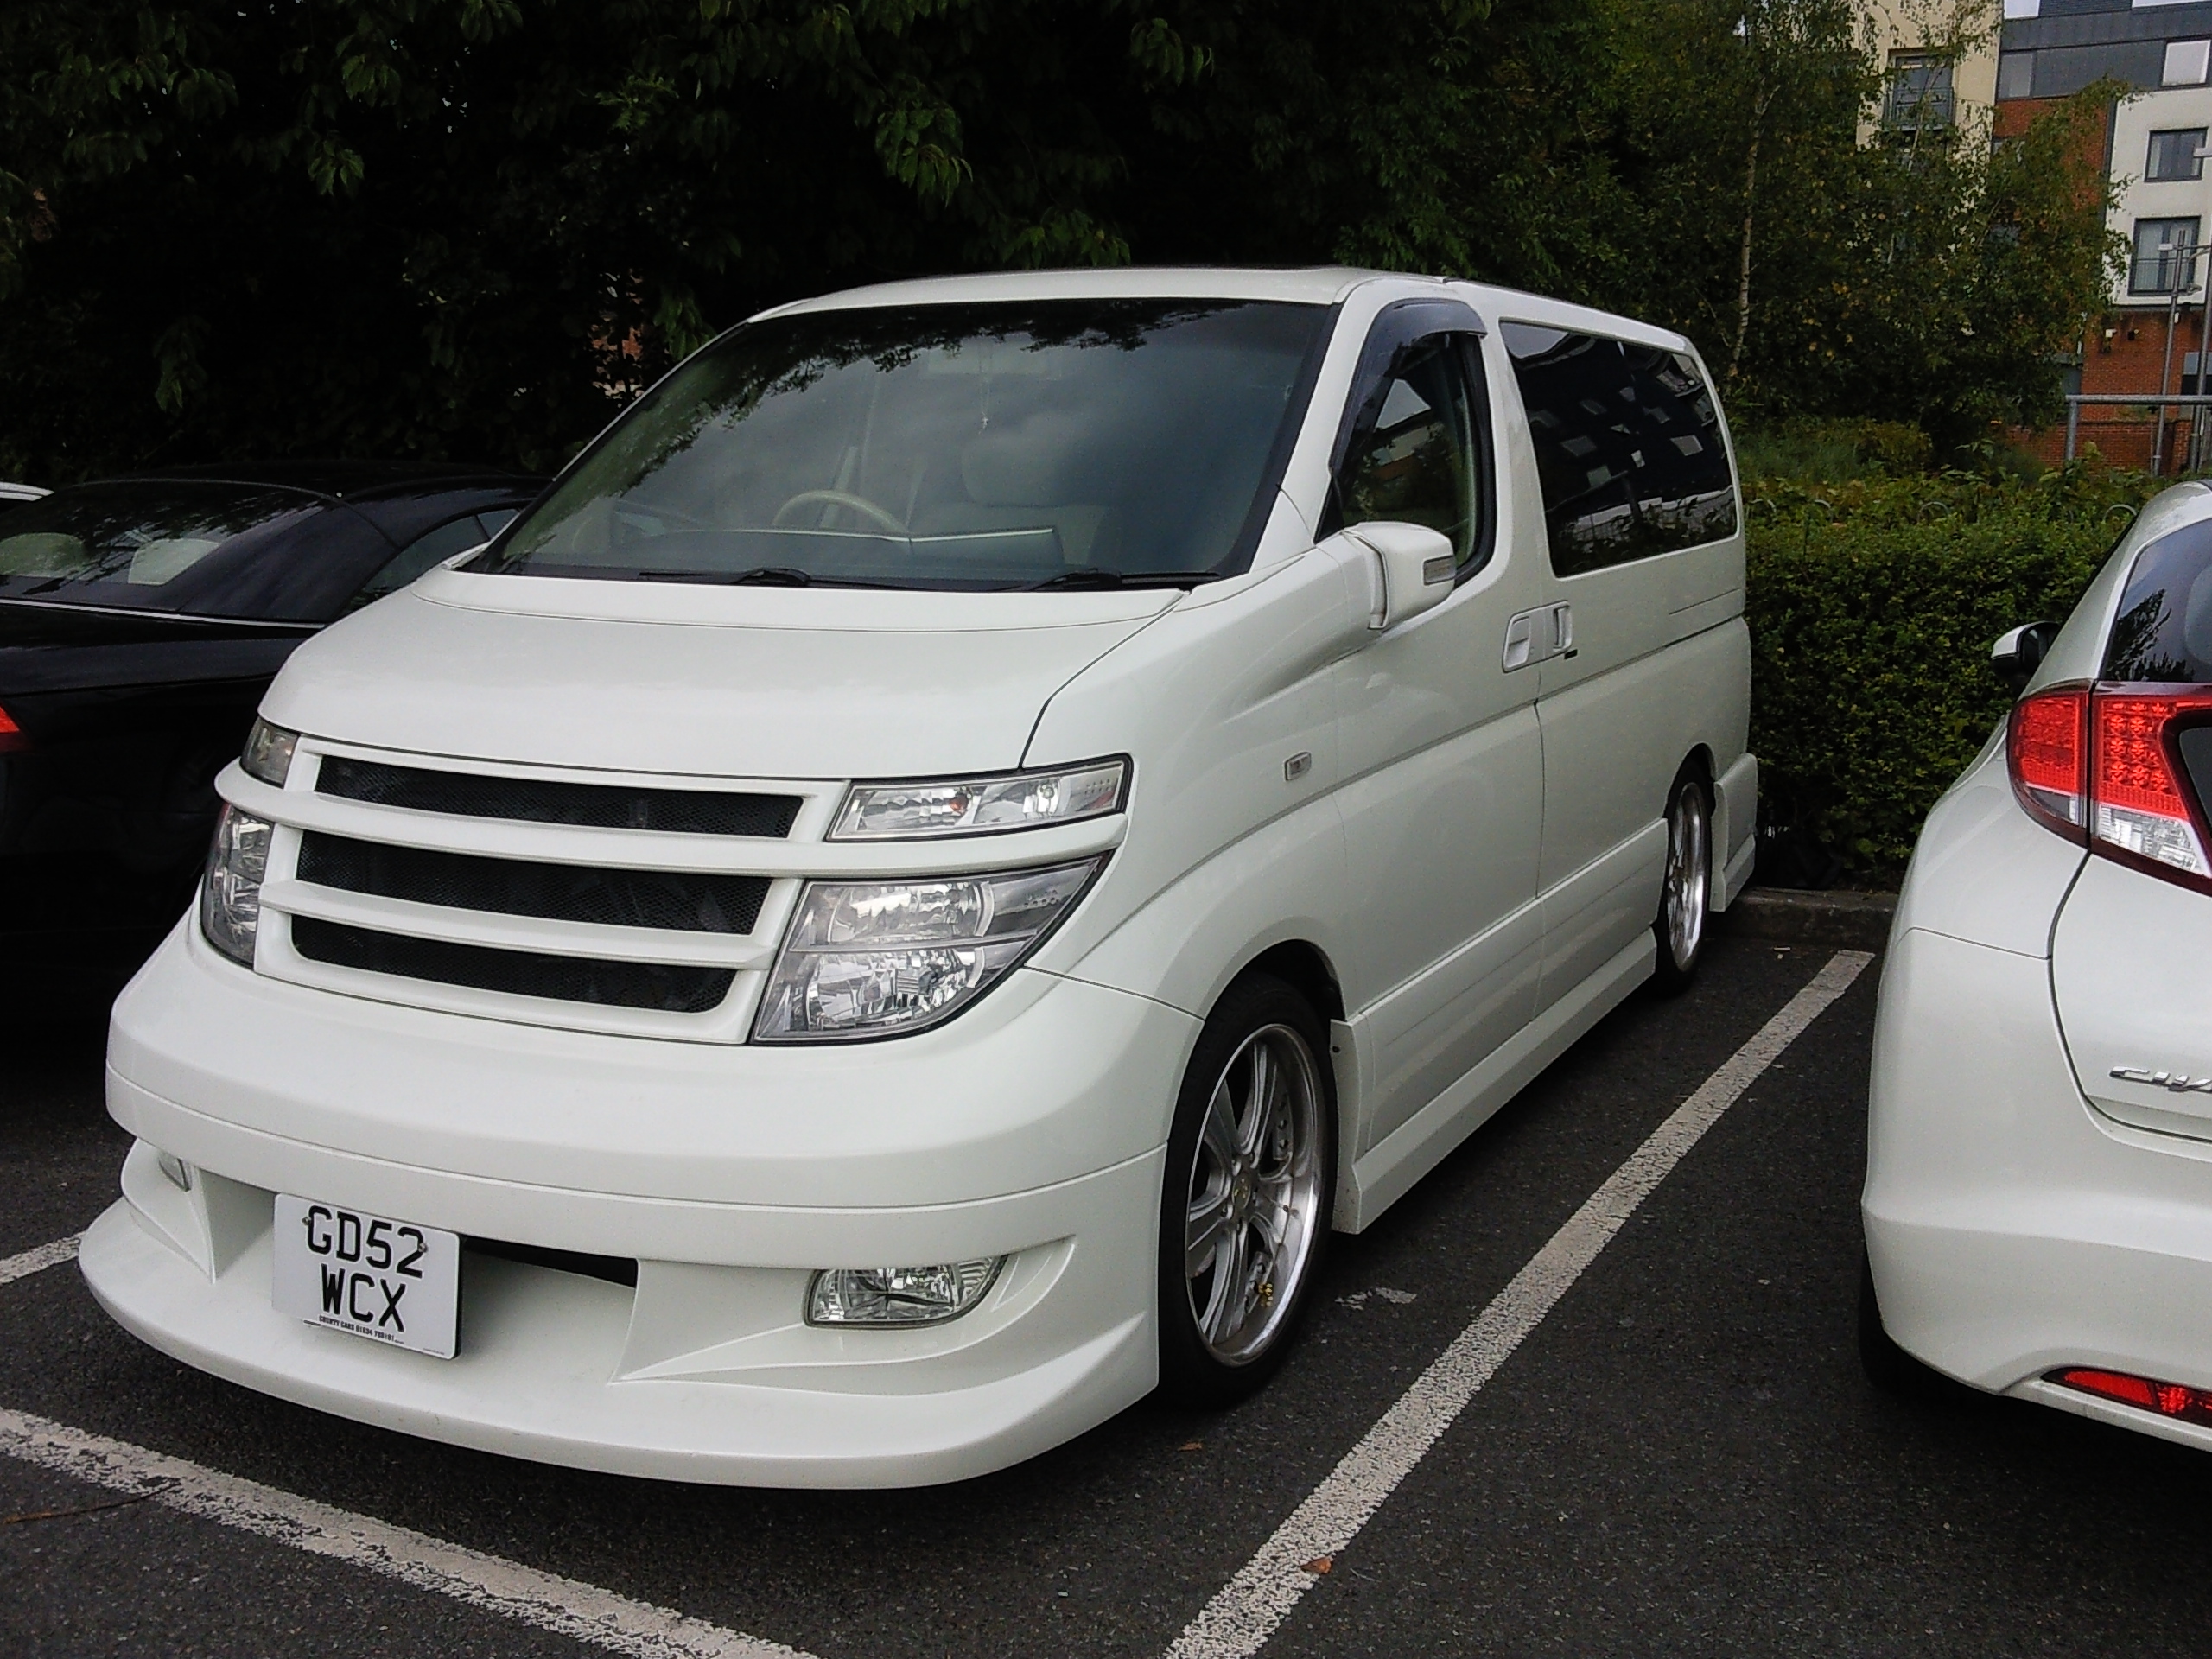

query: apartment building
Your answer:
[1860,1,2000,142]
[1997,0,2212,468]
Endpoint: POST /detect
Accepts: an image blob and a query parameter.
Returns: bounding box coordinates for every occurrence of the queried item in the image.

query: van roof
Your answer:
[753,267,1700,361]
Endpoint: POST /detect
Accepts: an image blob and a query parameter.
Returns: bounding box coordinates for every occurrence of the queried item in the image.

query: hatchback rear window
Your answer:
[2105,522,2212,683]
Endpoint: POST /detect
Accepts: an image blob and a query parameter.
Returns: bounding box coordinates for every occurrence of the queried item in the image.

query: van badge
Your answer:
[2110,1065,2212,1095]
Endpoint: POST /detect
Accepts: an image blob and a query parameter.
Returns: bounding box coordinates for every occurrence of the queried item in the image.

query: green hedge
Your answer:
[1745,468,2159,881]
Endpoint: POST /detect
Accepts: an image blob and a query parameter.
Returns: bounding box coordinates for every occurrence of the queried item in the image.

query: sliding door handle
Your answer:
[1503,610,1537,671]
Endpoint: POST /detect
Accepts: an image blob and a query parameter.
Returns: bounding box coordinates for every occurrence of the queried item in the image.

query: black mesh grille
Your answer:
[296,833,766,935]
[316,756,801,838]
[291,917,734,1014]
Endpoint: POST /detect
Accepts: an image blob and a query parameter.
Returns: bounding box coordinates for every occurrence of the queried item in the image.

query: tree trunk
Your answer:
[1729,123,1761,383]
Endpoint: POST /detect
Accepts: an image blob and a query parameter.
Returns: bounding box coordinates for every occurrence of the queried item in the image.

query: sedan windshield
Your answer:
[472,299,1331,592]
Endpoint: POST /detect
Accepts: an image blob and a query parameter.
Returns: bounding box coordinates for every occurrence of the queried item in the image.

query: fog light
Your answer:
[156,1151,194,1192]
[2053,1366,2212,1427]
[806,1258,1004,1325]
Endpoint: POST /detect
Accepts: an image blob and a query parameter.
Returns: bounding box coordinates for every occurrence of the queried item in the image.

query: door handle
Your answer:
[1504,603,1574,671]
[1503,610,1536,671]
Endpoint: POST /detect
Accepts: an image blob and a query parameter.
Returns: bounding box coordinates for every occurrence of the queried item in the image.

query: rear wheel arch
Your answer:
[1681,743,1716,803]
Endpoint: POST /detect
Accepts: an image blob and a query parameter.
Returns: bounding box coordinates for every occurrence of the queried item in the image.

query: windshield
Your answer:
[472,299,1332,592]
[0,483,317,614]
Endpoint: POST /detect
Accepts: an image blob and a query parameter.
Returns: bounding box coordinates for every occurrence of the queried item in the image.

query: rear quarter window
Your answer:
[1500,323,1738,576]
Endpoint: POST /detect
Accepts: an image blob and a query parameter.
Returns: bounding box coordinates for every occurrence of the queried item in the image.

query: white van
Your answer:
[84,268,1754,1487]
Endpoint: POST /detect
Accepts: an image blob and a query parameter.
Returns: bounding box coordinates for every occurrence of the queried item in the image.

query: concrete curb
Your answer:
[1720,887,1897,951]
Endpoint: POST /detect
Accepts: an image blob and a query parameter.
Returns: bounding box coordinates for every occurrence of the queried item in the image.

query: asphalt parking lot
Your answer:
[9,931,2212,1657]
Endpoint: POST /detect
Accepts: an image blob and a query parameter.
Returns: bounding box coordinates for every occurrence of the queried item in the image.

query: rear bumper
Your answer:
[1865,925,2212,1452]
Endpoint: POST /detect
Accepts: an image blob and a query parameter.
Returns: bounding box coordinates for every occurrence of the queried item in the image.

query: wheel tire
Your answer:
[1858,1249,1965,1403]
[1157,974,1338,1408]
[1649,762,1713,996]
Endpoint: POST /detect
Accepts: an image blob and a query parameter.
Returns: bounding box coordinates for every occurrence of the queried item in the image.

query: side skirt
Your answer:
[1333,933,1656,1232]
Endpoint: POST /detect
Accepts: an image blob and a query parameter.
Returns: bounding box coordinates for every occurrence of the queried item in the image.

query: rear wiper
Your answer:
[1024,567,1223,590]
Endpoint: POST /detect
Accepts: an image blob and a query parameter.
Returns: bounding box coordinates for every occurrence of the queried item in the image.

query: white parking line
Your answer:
[0,1408,814,1659]
[0,1234,79,1288]
[1166,949,1874,1659]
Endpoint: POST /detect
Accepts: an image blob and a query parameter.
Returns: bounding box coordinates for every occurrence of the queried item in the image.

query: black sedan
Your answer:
[0,462,543,971]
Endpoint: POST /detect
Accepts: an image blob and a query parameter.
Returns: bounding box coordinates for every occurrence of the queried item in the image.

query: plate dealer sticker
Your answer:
[271,1195,461,1360]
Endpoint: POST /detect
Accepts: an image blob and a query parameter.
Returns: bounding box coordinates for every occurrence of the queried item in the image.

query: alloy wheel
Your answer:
[1663,779,1711,972]
[1181,1022,1325,1367]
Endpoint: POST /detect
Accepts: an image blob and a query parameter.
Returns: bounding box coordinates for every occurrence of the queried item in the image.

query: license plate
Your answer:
[271,1196,460,1359]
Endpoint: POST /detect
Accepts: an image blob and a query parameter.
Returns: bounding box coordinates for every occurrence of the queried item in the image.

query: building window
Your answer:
[1885,53,1956,130]
[2150,129,2209,182]
[2132,218,2202,296]
[1998,51,2034,99]
[2165,39,2211,87]
[2002,0,2037,17]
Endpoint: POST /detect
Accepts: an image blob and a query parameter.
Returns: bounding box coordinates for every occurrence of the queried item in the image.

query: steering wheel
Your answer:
[771,489,908,536]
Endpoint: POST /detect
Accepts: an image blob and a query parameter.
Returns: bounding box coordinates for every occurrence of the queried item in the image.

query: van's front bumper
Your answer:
[87,919,1196,1487]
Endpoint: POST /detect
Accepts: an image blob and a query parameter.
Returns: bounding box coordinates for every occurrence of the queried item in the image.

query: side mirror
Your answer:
[1343,521,1457,632]
[1992,620,2059,695]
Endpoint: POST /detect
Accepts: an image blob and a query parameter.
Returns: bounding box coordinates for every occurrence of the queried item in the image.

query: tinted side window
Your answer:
[1501,323,1738,576]
[2105,523,2212,683]
[1332,334,1484,570]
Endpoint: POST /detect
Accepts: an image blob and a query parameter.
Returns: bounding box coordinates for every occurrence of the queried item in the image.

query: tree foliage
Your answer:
[0,0,2124,480]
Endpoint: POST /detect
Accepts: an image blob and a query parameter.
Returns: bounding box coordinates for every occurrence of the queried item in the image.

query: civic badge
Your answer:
[2110,1065,2212,1095]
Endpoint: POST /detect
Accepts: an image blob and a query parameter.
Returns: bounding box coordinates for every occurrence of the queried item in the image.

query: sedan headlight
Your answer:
[752,858,1103,1042]
[830,759,1126,841]
[200,803,272,967]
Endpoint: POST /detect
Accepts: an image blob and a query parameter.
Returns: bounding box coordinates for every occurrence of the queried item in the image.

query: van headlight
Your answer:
[830,759,1126,840]
[752,858,1103,1041]
[200,803,272,967]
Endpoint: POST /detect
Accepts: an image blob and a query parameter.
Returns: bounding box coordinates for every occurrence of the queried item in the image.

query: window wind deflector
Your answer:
[1021,567,1223,591]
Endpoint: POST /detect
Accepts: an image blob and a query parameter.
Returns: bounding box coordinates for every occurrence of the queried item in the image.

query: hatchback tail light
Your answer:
[0,702,24,754]
[2007,687,2088,839]
[2011,683,2212,892]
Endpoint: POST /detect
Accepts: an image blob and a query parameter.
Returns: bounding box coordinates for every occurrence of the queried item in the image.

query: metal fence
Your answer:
[2063,391,2212,468]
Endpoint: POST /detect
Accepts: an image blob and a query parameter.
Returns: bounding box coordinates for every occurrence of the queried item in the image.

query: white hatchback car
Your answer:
[1866,480,2212,1448]
[84,268,1755,1486]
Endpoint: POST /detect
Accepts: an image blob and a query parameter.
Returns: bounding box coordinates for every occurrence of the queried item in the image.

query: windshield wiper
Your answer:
[1023,567,1223,591]
[635,566,816,587]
